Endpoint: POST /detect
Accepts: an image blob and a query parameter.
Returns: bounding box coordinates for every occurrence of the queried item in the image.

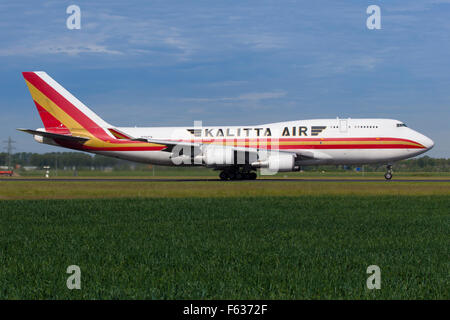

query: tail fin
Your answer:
[22,72,111,137]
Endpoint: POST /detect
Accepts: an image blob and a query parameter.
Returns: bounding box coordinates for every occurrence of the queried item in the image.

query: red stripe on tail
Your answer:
[22,72,110,140]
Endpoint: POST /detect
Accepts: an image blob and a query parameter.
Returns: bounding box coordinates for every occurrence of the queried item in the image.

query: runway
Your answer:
[1,178,449,183]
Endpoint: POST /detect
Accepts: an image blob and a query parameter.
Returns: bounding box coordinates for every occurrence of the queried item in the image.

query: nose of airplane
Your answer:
[420,135,434,150]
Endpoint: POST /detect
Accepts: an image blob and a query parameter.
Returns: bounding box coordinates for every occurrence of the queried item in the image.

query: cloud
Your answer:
[234,33,287,50]
[302,55,382,77]
[0,2,293,62]
[0,5,196,60]
[180,91,287,103]
[0,38,123,56]
[207,81,249,87]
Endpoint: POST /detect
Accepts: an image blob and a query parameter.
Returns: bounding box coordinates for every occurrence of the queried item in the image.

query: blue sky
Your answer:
[0,0,449,157]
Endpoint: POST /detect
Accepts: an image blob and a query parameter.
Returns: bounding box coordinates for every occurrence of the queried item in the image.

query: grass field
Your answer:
[0,195,448,299]
[0,179,448,299]
[0,180,449,199]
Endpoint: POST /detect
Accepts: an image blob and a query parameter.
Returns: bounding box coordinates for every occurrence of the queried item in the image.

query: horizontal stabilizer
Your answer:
[17,128,90,143]
[108,128,133,140]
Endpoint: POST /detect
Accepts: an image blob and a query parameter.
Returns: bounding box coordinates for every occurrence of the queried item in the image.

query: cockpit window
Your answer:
[396,123,407,127]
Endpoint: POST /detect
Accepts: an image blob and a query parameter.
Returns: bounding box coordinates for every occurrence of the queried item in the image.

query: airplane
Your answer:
[18,71,434,180]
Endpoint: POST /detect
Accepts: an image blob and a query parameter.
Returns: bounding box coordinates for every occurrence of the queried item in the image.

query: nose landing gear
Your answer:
[384,165,393,180]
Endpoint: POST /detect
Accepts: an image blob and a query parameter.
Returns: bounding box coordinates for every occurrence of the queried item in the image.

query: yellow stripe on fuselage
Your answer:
[202,139,422,148]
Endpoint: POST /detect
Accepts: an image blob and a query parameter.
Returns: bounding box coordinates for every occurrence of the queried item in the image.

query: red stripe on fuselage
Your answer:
[277,144,423,149]
[84,146,167,151]
[162,137,425,149]
[81,143,422,151]
[177,137,422,144]
[52,140,423,152]
[53,139,166,152]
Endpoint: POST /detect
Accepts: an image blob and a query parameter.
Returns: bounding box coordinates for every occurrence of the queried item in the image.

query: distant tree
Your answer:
[4,152,449,172]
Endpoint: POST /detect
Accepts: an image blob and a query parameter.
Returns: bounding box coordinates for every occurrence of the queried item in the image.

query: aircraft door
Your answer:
[339,119,348,133]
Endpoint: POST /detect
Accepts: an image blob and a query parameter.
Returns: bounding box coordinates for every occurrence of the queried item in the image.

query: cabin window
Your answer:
[396,123,407,127]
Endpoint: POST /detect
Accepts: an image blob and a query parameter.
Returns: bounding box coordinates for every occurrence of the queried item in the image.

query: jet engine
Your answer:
[251,153,297,172]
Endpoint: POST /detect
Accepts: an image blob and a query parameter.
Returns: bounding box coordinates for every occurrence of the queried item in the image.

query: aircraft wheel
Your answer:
[384,164,393,180]
[219,171,229,181]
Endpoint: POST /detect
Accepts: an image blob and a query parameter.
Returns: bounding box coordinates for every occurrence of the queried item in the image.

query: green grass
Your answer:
[0,196,448,299]
[17,167,218,177]
[1,180,449,200]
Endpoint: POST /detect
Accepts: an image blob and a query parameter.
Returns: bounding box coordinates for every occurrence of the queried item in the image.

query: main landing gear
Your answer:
[219,167,257,181]
[384,165,393,180]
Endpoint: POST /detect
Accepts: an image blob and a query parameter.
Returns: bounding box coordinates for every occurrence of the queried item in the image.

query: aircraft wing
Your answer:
[294,150,331,160]
[17,128,90,143]
[132,138,201,152]
[135,137,328,160]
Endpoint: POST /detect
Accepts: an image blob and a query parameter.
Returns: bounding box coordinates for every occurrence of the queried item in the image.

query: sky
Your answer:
[0,0,449,157]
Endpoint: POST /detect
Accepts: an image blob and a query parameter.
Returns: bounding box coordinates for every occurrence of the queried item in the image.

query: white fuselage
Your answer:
[94,118,434,167]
